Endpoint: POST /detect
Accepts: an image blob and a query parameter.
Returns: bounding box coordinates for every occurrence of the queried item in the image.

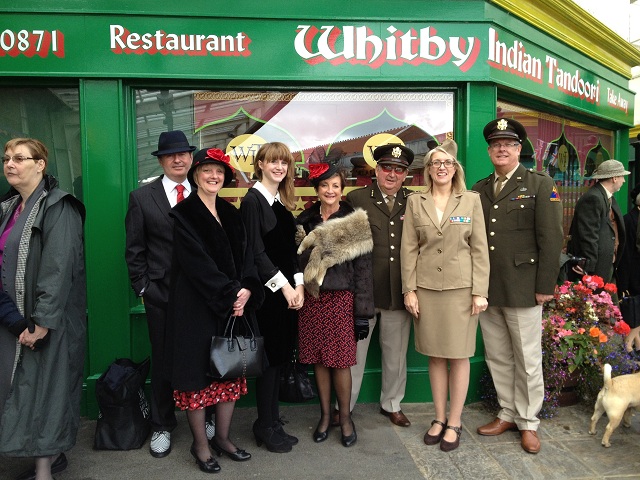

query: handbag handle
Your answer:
[222,315,256,340]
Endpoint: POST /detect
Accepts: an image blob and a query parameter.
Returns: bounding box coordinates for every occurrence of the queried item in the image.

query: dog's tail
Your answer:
[603,363,612,390]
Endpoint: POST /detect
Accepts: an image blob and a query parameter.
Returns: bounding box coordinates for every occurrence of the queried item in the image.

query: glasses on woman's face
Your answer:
[379,165,407,174]
[2,155,36,164]
[428,160,456,168]
[489,142,520,151]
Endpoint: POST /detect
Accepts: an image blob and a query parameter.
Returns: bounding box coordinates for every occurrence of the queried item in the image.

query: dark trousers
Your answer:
[255,365,282,428]
[145,301,178,433]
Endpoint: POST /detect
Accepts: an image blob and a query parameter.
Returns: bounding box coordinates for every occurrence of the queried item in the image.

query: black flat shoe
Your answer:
[209,438,251,462]
[190,445,221,473]
[440,425,462,452]
[424,419,447,445]
[16,453,68,480]
[341,420,357,447]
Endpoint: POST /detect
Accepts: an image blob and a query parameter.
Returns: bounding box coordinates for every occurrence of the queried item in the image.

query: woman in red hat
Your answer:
[168,148,264,473]
[296,162,375,448]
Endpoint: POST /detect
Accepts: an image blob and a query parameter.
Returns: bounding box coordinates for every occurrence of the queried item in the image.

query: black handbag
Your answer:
[94,357,151,450]
[620,294,640,329]
[279,351,316,403]
[209,315,265,379]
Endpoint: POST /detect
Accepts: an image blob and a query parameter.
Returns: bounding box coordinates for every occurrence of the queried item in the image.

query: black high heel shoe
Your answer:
[209,438,251,462]
[252,420,292,453]
[341,419,357,447]
[313,417,330,443]
[190,444,221,473]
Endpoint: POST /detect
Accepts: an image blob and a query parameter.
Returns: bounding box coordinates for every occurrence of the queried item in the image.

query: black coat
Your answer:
[240,188,299,365]
[567,182,625,282]
[167,193,264,392]
[617,207,640,295]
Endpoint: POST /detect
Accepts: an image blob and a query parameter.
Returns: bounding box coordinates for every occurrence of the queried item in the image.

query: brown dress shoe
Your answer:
[380,408,411,427]
[520,430,541,453]
[477,418,517,436]
[330,408,340,427]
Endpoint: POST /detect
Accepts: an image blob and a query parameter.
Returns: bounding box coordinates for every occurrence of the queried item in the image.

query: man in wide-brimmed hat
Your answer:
[567,159,630,283]
[125,130,215,458]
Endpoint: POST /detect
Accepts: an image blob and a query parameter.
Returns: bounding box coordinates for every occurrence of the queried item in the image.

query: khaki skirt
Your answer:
[414,287,478,359]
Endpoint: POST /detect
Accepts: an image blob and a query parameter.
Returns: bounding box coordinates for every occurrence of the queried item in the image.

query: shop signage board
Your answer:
[0,14,634,125]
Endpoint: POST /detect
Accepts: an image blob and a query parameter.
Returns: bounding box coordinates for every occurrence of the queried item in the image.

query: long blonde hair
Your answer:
[253,142,296,211]
[423,142,466,194]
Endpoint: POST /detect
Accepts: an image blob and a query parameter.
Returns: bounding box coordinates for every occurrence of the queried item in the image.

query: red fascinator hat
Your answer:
[188,148,235,188]
[308,162,339,187]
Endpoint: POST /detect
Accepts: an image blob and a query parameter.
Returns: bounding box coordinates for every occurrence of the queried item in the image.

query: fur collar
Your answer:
[297,207,373,297]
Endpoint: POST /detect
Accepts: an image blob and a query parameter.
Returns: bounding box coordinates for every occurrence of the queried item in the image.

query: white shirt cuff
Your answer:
[266,271,288,292]
[293,273,304,287]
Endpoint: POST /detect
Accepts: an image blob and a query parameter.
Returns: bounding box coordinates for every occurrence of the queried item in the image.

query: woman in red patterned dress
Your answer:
[168,148,264,473]
[296,163,375,447]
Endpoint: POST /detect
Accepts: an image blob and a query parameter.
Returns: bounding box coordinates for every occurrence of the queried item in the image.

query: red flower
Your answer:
[205,148,234,171]
[614,320,631,336]
[308,163,329,180]
[604,283,617,294]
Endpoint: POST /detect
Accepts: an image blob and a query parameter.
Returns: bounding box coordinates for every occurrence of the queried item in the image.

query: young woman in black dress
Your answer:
[240,142,303,453]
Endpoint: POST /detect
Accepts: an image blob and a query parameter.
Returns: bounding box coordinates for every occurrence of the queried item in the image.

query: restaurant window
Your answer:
[135,89,454,212]
[496,100,615,237]
[0,88,81,199]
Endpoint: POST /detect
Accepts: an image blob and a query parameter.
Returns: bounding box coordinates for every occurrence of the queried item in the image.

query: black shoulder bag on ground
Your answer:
[94,357,151,450]
[279,349,316,403]
[209,315,265,379]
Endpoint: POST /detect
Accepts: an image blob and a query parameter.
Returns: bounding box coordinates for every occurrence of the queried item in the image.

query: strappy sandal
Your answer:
[423,419,447,445]
[440,425,462,452]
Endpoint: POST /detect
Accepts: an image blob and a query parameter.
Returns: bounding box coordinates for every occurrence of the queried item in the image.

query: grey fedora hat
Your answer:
[591,159,630,179]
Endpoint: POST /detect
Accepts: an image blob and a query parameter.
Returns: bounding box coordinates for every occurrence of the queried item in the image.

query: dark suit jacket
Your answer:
[567,182,625,282]
[615,207,639,294]
[472,164,563,307]
[125,176,174,307]
[346,183,411,311]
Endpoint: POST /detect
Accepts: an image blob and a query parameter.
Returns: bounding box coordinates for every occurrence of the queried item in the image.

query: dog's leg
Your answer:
[622,407,633,428]
[589,395,605,435]
[602,413,623,448]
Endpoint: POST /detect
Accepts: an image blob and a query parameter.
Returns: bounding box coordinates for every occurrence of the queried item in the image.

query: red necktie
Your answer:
[176,184,185,203]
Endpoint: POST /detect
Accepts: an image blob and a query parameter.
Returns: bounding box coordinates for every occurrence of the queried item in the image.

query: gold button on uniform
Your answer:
[490,246,495,251]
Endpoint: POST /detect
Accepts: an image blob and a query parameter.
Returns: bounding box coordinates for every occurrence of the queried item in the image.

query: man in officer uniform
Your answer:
[336,143,414,427]
[472,118,563,454]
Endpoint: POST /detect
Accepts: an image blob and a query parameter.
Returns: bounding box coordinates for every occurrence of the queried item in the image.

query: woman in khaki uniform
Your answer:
[401,139,489,452]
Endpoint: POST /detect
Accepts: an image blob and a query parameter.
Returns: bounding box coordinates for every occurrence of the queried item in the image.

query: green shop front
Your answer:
[1,0,638,417]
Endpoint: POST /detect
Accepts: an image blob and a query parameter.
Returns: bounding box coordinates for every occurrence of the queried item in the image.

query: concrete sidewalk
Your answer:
[3,401,640,479]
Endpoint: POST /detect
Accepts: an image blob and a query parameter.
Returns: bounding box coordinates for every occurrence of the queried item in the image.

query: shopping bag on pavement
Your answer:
[94,357,151,450]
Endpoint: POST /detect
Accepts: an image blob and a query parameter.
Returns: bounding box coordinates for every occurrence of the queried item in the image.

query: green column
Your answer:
[461,83,498,186]
[80,79,132,417]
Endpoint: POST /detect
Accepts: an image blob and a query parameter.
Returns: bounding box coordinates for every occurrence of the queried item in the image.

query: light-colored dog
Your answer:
[588,363,640,447]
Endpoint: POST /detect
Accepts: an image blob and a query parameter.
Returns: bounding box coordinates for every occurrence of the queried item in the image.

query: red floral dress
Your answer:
[173,377,248,411]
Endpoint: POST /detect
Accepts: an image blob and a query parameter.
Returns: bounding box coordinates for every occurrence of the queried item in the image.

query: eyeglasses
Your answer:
[489,142,520,150]
[2,155,37,164]
[379,165,407,174]
[428,160,456,168]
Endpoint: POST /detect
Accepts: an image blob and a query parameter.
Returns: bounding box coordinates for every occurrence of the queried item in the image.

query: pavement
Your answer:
[3,401,640,480]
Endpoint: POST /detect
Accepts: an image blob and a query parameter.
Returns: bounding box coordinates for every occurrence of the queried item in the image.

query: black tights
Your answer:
[255,364,282,428]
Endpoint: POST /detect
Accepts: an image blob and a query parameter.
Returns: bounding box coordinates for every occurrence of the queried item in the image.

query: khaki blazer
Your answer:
[401,189,489,297]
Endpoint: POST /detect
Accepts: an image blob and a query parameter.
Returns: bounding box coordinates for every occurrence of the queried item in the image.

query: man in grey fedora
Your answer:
[567,159,629,283]
[125,130,209,458]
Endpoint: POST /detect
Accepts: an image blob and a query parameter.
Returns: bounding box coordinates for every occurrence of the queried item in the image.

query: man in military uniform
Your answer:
[472,118,563,454]
[335,143,414,427]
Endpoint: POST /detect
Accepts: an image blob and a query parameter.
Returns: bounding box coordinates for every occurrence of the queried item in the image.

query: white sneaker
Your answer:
[150,431,171,458]
[205,420,216,441]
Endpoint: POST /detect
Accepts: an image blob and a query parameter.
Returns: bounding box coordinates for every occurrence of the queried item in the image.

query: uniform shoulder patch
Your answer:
[550,185,561,202]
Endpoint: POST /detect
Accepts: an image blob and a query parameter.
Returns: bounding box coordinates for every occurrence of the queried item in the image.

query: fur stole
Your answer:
[297,208,373,297]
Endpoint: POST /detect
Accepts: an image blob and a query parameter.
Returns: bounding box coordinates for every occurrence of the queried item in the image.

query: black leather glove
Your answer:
[354,317,369,341]
[27,321,51,352]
